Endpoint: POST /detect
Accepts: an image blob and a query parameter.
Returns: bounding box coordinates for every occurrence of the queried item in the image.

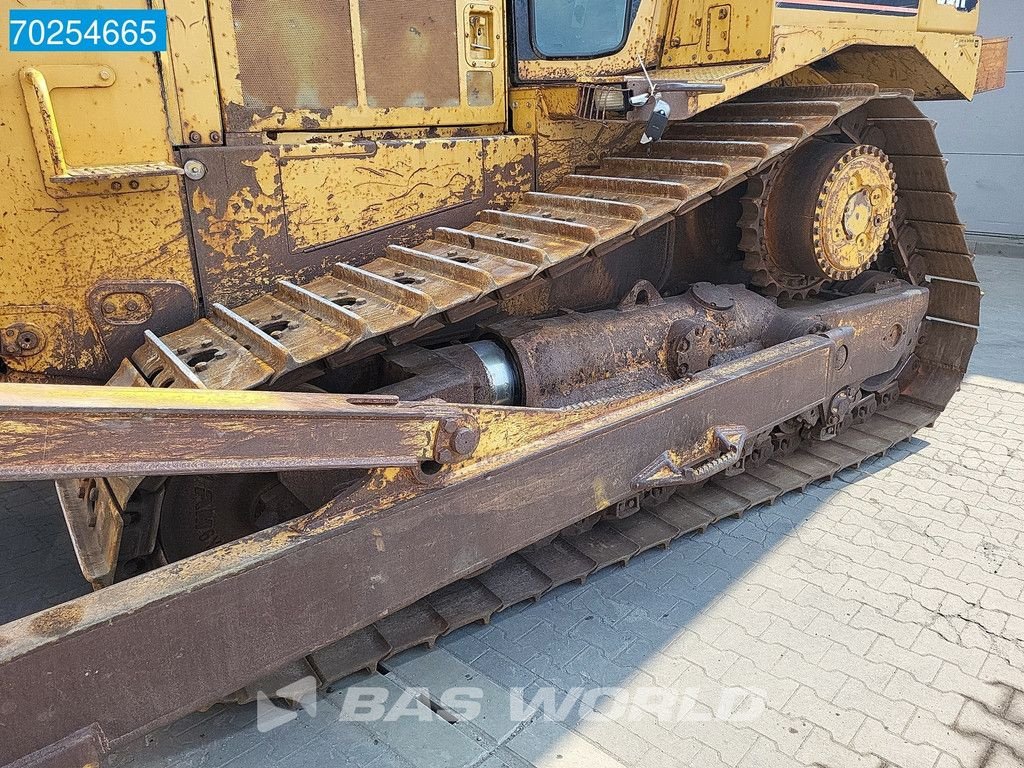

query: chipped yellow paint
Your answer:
[243,152,281,198]
[661,0,774,68]
[280,140,485,251]
[158,0,223,145]
[513,87,643,190]
[665,25,985,109]
[0,1,198,381]
[196,150,284,284]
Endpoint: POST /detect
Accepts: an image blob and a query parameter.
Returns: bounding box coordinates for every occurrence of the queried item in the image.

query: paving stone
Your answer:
[507,716,629,768]
[383,648,531,743]
[325,673,486,768]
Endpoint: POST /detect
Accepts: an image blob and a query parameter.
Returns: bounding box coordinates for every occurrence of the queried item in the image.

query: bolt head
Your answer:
[183,159,207,181]
[17,331,39,350]
[451,426,480,456]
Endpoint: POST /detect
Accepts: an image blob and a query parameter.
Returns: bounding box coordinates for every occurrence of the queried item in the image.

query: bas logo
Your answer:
[256,676,318,732]
[937,0,978,11]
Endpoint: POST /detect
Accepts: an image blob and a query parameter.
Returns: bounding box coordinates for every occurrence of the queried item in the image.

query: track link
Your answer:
[121,84,907,391]
[108,84,981,702]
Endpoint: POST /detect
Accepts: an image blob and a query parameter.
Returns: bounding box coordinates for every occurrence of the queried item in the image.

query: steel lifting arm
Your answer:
[0,383,477,481]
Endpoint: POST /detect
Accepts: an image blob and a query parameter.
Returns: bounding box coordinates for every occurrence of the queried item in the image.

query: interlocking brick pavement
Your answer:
[1,255,1021,768]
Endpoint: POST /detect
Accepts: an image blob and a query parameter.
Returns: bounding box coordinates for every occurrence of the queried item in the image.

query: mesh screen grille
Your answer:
[361,0,461,109]
[231,0,358,113]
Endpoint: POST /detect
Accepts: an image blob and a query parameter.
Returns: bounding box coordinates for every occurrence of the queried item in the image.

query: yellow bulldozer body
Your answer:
[0,0,1001,382]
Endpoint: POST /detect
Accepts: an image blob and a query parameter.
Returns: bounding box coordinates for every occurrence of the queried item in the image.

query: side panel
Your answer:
[772,0,978,33]
[776,0,919,18]
[918,0,979,33]
[209,0,507,133]
[662,0,775,67]
[0,1,199,382]
[182,136,534,307]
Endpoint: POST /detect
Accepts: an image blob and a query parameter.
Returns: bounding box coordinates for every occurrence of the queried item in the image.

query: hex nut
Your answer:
[451,426,480,456]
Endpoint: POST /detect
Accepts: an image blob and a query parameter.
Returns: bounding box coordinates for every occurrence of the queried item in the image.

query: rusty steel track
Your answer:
[121,84,918,392]
[85,84,979,706]
[237,395,945,701]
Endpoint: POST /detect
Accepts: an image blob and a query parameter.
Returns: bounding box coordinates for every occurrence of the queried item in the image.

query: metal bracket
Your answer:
[633,426,748,490]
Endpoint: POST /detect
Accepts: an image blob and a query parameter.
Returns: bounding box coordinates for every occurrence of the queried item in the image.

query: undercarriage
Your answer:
[0,84,980,767]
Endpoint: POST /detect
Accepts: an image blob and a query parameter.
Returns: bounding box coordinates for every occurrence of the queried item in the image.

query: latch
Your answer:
[465,5,498,67]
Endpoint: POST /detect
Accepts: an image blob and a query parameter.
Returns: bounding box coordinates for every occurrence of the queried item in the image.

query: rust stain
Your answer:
[29,604,85,637]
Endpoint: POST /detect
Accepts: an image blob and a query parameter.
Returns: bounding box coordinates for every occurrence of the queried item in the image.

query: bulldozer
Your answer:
[0,0,1008,764]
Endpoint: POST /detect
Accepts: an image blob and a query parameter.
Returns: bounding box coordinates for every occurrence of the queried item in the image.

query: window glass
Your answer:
[532,0,631,58]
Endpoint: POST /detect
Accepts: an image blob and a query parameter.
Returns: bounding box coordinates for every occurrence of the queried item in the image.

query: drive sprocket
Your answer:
[740,141,897,298]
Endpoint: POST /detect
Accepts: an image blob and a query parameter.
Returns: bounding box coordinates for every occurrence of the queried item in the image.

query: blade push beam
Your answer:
[0,384,474,480]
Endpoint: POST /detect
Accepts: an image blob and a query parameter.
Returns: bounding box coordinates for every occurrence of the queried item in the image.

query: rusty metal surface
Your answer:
[151,86,892,394]
[0,87,983,768]
[975,37,1010,93]
[0,384,471,481]
[490,281,925,409]
[0,325,881,765]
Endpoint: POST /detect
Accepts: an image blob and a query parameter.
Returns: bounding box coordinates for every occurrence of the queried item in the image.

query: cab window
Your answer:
[531,0,632,58]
